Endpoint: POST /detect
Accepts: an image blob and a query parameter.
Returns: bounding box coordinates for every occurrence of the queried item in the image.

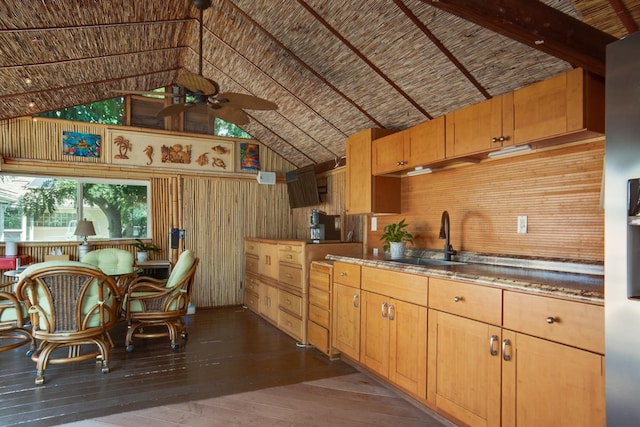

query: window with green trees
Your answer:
[37,95,252,138]
[0,175,149,242]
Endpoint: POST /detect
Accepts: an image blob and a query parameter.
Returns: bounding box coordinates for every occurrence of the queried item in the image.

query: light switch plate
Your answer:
[371,217,377,231]
[517,216,528,234]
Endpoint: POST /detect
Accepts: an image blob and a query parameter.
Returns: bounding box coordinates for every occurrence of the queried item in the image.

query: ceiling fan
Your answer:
[117,0,277,126]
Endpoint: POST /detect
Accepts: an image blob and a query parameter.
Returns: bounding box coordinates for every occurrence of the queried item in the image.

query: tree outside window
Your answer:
[0,175,150,242]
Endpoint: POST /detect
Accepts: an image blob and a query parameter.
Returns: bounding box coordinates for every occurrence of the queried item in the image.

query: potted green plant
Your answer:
[380,218,413,259]
[132,239,159,263]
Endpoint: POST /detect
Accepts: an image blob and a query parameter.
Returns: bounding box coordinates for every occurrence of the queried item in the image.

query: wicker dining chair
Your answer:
[15,261,120,385]
[124,250,198,352]
[82,248,136,294]
[0,290,35,354]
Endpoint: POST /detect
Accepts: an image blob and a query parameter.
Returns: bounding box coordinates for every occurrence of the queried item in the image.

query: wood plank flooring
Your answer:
[0,306,454,427]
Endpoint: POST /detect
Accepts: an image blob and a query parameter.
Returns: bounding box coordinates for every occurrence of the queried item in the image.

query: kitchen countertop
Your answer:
[325,254,604,304]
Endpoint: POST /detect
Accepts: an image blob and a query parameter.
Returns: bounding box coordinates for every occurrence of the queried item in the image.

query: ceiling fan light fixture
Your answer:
[193,0,212,10]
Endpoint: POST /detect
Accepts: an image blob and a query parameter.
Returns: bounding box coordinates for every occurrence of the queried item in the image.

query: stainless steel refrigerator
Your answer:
[606,30,640,426]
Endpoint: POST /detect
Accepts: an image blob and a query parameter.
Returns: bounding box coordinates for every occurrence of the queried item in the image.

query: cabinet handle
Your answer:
[546,316,557,324]
[353,294,359,308]
[388,304,395,321]
[502,338,512,361]
[381,302,388,318]
[491,137,499,143]
[489,335,499,356]
[285,298,291,305]
[453,296,463,302]
[340,271,347,277]
[286,255,292,259]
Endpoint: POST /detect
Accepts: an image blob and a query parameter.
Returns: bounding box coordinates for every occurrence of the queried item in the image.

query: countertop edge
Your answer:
[326,255,604,305]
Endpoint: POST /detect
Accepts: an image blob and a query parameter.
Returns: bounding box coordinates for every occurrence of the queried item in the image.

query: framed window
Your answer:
[0,175,150,242]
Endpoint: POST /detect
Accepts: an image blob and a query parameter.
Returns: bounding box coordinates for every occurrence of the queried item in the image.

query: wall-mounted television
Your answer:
[286,165,320,209]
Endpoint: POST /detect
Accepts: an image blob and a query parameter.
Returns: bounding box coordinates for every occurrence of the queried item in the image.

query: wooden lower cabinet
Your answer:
[332,282,361,360]
[361,290,427,399]
[501,330,605,427]
[259,280,278,323]
[308,261,338,357]
[427,309,502,427]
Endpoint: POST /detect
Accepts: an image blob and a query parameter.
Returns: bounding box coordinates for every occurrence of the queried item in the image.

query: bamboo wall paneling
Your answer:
[368,140,605,262]
[182,176,294,307]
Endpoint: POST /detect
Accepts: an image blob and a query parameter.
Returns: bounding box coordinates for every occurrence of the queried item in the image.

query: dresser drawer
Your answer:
[245,240,260,256]
[503,291,604,354]
[308,320,329,354]
[429,277,502,325]
[278,309,303,340]
[244,289,259,313]
[362,266,428,306]
[310,267,331,293]
[245,272,260,293]
[333,262,361,288]
[279,289,303,317]
[279,243,303,266]
[309,286,330,310]
[245,254,259,275]
[279,264,303,289]
[309,303,330,328]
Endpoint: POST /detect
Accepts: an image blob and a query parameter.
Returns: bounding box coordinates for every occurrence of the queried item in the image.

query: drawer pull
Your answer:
[546,316,557,324]
[489,335,499,356]
[453,296,463,302]
[285,299,291,305]
[388,305,395,321]
[286,255,292,259]
[381,302,388,318]
[502,338,512,361]
[353,294,359,308]
[340,271,347,277]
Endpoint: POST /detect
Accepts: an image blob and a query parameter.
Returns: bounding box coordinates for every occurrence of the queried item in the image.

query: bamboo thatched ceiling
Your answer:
[0,0,637,167]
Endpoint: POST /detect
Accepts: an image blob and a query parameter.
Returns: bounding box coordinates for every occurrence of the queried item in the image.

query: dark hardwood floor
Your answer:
[1,306,453,427]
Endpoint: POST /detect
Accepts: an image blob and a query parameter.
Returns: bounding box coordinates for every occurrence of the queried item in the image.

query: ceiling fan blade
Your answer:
[157,103,194,117]
[110,90,178,98]
[177,71,219,95]
[208,106,250,126]
[218,93,278,110]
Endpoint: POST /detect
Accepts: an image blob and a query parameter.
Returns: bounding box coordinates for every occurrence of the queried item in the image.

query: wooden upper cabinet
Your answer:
[345,128,400,215]
[372,130,407,175]
[407,116,446,169]
[512,67,604,145]
[446,93,513,158]
[372,116,446,175]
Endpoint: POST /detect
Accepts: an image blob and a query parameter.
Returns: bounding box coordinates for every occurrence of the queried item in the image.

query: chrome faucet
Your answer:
[439,210,457,261]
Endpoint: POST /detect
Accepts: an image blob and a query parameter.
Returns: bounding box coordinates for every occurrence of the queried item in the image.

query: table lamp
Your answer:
[74,220,96,261]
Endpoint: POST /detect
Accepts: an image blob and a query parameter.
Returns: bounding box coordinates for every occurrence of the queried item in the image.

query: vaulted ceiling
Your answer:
[1,0,637,167]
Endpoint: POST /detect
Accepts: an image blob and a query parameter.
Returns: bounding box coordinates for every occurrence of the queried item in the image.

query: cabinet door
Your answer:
[345,128,400,215]
[259,281,278,323]
[513,68,583,144]
[406,116,446,168]
[332,283,360,360]
[360,291,390,377]
[372,131,407,175]
[389,299,427,399]
[258,242,278,280]
[427,310,501,427]
[446,95,511,158]
[501,330,605,427]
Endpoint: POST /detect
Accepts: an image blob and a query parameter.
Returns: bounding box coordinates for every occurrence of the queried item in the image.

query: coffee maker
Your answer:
[310,209,340,243]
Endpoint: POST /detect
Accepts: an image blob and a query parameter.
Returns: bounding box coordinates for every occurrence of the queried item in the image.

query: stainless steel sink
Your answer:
[386,257,466,267]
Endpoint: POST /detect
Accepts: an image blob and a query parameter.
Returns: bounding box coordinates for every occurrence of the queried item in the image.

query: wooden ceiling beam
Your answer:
[420,0,617,76]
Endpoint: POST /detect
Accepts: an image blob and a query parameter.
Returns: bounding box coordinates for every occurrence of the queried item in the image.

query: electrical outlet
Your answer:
[517,216,528,234]
[371,217,377,231]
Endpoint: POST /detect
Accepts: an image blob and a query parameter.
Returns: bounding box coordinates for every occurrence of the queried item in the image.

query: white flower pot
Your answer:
[136,251,149,263]
[389,242,406,259]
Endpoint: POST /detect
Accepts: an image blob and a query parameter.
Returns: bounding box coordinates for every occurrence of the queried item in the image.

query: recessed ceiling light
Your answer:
[24,78,32,85]
[28,101,35,108]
